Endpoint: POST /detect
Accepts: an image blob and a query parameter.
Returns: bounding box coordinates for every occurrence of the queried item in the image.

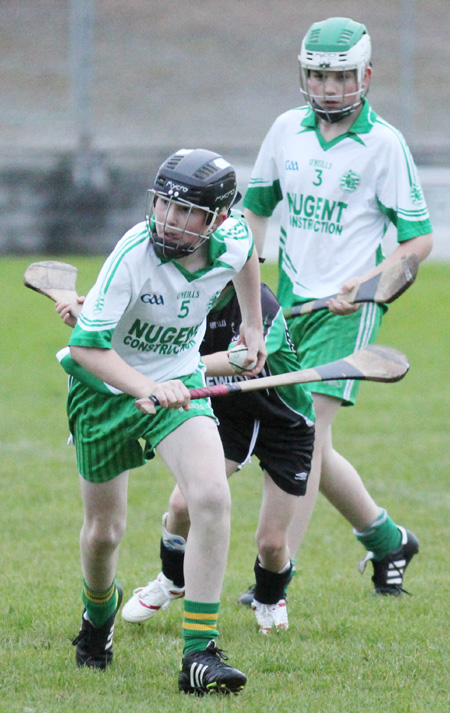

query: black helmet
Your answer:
[147,149,239,259]
[153,148,238,213]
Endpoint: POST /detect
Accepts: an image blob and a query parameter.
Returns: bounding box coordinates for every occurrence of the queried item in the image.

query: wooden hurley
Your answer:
[283,254,419,319]
[24,260,79,304]
[136,344,409,414]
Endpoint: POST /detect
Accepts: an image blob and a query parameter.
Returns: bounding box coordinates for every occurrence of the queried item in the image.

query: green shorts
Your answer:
[287,302,384,406]
[67,371,216,483]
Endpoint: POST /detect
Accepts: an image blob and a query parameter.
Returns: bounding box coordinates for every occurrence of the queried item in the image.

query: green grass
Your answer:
[1,256,449,713]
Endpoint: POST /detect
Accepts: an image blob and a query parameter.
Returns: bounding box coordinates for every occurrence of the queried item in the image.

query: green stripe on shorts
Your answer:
[287,302,383,406]
[67,371,216,483]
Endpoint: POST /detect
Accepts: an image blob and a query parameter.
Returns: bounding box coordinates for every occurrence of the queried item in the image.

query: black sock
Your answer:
[253,556,293,605]
[160,539,185,588]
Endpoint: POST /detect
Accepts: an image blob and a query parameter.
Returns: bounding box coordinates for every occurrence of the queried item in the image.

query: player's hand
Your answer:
[238,325,267,376]
[326,278,362,315]
[56,296,85,327]
[136,379,191,415]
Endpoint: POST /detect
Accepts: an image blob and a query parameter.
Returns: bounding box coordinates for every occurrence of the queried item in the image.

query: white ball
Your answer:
[228,344,257,374]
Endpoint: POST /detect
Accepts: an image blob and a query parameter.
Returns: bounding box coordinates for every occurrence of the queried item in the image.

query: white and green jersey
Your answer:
[244,100,432,306]
[68,215,253,389]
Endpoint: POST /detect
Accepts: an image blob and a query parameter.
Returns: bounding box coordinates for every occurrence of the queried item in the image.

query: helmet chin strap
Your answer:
[150,228,207,260]
[150,232,188,259]
[311,99,360,124]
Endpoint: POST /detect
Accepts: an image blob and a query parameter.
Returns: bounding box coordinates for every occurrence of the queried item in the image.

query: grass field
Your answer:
[1,256,449,713]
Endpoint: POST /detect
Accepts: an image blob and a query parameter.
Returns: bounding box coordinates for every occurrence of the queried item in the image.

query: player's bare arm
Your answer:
[378,233,433,270]
[327,233,433,315]
[69,345,191,410]
[232,250,267,374]
[243,209,270,257]
[202,352,236,377]
[56,293,242,381]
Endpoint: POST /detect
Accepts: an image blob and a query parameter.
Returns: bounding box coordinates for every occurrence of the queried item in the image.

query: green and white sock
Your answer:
[354,508,402,561]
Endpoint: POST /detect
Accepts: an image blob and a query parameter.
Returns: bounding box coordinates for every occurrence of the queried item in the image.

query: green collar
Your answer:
[300,99,378,141]
[152,219,230,282]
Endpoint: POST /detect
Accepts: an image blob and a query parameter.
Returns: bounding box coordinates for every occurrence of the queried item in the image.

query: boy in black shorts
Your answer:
[120,281,316,633]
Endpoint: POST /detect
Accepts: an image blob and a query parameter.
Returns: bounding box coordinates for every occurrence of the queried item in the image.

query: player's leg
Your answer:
[256,471,295,572]
[157,417,229,600]
[288,305,419,594]
[164,453,237,540]
[314,392,418,594]
[284,434,323,562]
[157,416,246,695]
[122,459,239,623]
[315,393,381,528]
[79,471,129,590]
[166,486,191,539]
[72,471,128,669]
[237,414,315,629]
[289,392,418,594]
[68,380,159,668]
[286,392,380,555]
[121,487,188,623]
[121,504,187,623]
[251,471,296,633]
[162,455,239,587]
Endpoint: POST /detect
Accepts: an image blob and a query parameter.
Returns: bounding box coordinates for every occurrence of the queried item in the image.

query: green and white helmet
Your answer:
[298,17,371,122]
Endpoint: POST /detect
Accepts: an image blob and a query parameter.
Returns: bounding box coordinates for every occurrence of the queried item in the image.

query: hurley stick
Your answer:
[136,345,409,414]
[24,260,81,318]
[283,254,419,319]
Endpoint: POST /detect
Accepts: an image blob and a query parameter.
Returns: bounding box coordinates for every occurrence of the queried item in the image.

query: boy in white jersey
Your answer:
[58,280,316,635]
[243,17,433,599]
[67,148,266,695]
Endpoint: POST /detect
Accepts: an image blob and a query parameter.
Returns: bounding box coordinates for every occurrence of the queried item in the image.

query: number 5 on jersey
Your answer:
[178,300,190,318]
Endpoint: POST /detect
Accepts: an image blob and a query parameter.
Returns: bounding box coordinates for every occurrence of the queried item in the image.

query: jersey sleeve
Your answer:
[243,119,284,217]
[56,346,119,394]
[264,308,290,357]
[376,127,433,242]
[257,283,285,356]
[69,244,133,350]
[210,212,255,268]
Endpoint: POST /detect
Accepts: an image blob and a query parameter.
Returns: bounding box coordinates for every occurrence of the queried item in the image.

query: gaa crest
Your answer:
[340,170,361,193]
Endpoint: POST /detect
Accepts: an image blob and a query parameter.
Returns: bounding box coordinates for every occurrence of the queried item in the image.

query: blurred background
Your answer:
[1,0,449,258]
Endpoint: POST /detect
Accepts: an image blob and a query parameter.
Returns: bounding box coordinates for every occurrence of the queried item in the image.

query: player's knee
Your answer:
[82,516,126,552]
[256,531,286,563]
[191,480,231,521]
[169,488,189,520]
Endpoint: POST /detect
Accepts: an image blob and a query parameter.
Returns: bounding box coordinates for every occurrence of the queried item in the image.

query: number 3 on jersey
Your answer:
[313,169,323,186]
[178,299,190,318]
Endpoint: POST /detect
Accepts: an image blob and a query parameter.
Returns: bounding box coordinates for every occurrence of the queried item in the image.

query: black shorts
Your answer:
[217,414,315,496]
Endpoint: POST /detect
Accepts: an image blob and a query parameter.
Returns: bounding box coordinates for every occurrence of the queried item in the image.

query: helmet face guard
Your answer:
[299,66,368,123]
[298,17,371,123]
[146,189,219,259]
[147,149,238,260]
